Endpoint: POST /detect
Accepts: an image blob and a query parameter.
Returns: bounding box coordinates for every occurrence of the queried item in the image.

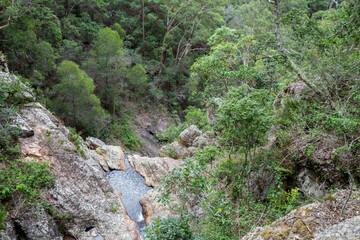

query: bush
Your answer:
[110,113,141,151]
[145,216,193,240]
[0,160,55,205]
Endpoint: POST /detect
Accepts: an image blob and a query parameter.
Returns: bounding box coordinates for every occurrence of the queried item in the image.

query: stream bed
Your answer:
[106,154,152,237]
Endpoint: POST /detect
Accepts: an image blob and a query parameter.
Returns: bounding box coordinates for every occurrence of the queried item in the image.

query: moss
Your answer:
[261,229,276,240]
[324,195,336,201]
[274,227,291,239]
[305,208,313,215]
[292,219,314,239]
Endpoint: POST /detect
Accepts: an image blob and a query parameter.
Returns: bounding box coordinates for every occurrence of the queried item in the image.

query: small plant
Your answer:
[68,127,86,158]
[0,205,6,230]
[110,200,120,212]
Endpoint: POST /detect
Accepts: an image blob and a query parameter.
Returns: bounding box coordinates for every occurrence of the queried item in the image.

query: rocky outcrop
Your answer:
[87,142,126,172]
[2,73,139,240]
[139,189,173,224]
[160,125,216,159]
[179,125,202,147]
[242,189,360,240]
[128,155,182,187]
[296,169,326,198]
[314,215,360,240]
[129,155,183,223]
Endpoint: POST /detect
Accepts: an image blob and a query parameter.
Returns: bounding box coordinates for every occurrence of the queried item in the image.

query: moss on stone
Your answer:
[292,219,315,239]
[324,195,336,201]
[275,227,291,239]
[305,208,313,215]
[261,229,276,240]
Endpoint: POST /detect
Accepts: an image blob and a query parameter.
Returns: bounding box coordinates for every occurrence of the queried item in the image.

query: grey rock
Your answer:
[128,155,182,187]
[97,145,126,171]
[297,169,325,198]
[14,206,62,240]
[0,215,18,240]
[89,150,110,172]
[0,72,35,102]
[140,189,173,224]
[159,142,193,159]
[314,216,360,240]
[86,137,105,150]
[248,169,274,201]
[179,125,202,147]
[11,114,34,138]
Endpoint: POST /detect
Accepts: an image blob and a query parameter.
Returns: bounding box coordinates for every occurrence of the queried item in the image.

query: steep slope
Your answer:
[0,71,139,240]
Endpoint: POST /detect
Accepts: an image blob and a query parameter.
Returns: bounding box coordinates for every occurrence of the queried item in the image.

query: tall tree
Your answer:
[52,60,107,135]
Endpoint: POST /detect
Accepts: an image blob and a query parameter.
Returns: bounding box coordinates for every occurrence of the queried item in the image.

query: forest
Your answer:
[0,0,360,239]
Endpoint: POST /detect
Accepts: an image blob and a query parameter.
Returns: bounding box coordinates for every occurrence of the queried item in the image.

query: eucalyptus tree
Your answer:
[52,61,108,136]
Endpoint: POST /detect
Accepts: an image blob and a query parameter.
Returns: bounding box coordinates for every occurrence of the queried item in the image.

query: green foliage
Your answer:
[0,205,6,230]
[0,160,55,204]
[145,216,193,240]
[127,63,148,97]
[52,61,109,137]
[184,106,209,131]
[216,86,272,160]
[268,187,302,216]
[159,159,208,211]
[109,113,141,151]
[68,127,86,158]
[157,106,210,143]
[194,145,220,166]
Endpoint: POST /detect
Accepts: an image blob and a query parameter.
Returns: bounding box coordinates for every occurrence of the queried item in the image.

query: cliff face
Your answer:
[0,72,139,240]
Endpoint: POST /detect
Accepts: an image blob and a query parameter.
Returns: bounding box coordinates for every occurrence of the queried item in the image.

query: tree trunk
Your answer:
[142,0,145,42]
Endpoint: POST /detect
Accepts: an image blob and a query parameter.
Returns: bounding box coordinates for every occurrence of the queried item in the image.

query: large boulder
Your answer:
[139,189,173,224]
[128,155,182,187]
[296,169,326,198]
[179,125,202,147]
[314,216,360,240]
[13,206,62,240]
[160,126,217,159]
[0,71,35,102]
[85,137,126,171]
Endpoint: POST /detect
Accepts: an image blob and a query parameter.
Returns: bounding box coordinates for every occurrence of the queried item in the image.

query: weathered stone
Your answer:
[248,169,274,201]
[140,189,173,224]
[179,125,202,147]
[13,206,62,240]
[297,169,325,198]
[16,101,139,240]
[242,190,360,240]
[89,150,110,172]
[98,145,126,171]
[0,71,35,102]
[0,215,18,240]
[314,216,360,240]
[128,155,182,187]
[86,137,106,149]
[11,114,34,138]
[285,81,308,98]
[159,142,192,159]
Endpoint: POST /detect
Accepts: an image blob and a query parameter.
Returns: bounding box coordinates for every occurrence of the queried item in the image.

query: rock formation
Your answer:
[242,189,360,240]
[159,125,216,159]
[128,155,183,224]
[0,72,139,240]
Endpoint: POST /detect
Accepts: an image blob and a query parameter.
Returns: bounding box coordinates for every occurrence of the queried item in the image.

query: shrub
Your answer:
[145,216,193,240]
[109,113,141,151]
[0,160,55,205]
